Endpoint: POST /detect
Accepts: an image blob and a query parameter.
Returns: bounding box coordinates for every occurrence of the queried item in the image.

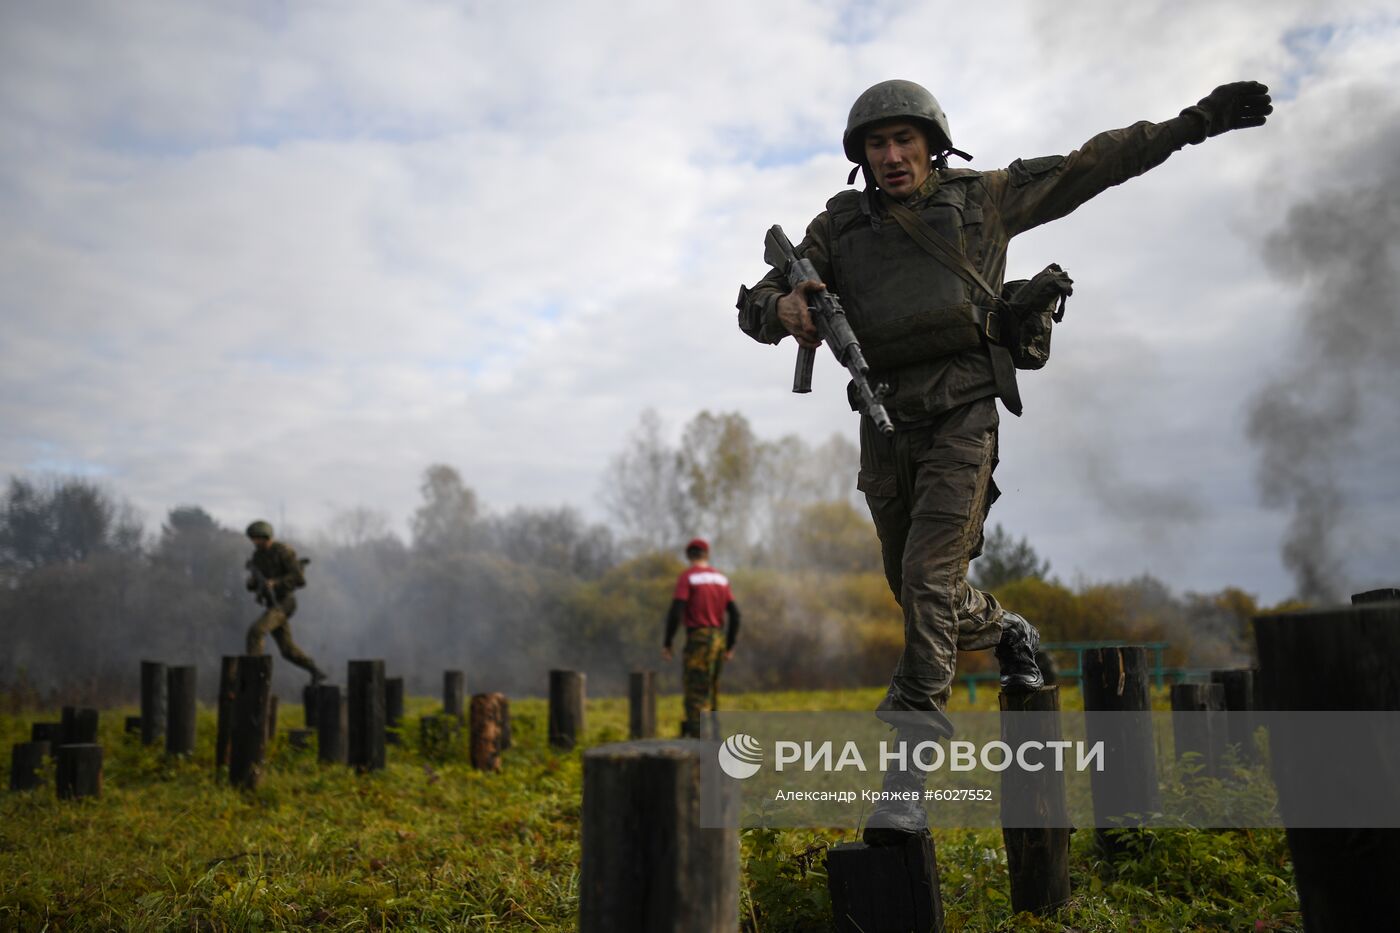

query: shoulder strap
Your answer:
[884,199,1000,303]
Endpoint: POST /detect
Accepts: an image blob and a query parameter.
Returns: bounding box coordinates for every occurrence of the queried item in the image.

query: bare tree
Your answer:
[411,464,479,555]
[601,409,690,554]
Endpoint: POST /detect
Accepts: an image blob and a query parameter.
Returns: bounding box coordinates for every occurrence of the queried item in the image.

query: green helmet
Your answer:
[843,79,954,164]
[246,520,274,539]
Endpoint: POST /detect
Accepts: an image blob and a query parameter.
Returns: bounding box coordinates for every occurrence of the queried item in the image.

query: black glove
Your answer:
[1181,81,1272,142]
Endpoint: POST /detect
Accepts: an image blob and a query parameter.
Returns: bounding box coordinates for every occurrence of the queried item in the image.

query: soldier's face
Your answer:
[863,121,931,199]
[251,536,270,550]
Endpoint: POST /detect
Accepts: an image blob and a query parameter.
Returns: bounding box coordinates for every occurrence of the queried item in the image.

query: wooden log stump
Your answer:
[1000,686,1071,916]
[215,656,240,770]
[1081,646,1159,855]
[1170,682,1225,779]
[1209,668,1258,764]
[166,665,197,756]
[56,744,103,799]
[443,670,466,721]
[287,728,314,751]
[303,683,318,728]
[580,739,738,932]
[1254,602,1400,932]
[140,659,166,746]
[61,706,99,744]
[549,669,586,751]
[348,660,386,772]
[265,695,280,742]
[384,676,404,745]
[124,715,142,736]
[229,655,272,790]
[470,693,507,772]
[31,723,61,753]
[316,684,347,764]
[10,742,47,791]
[629,671,657,739]
[827,832,944,933]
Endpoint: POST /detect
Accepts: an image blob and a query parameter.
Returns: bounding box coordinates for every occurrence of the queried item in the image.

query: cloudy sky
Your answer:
[2,0,1397,605]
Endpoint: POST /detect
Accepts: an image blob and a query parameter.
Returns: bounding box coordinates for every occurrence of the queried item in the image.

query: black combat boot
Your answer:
[995,611,1044,693]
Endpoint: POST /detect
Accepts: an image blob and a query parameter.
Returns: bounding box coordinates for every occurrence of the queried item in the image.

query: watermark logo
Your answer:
[718,733,763,779]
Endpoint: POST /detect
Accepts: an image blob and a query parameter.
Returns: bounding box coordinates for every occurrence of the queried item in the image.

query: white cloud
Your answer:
[1,0,1397,603]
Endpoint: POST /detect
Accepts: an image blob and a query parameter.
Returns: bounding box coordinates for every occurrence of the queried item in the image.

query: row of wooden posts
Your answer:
[8,661,663,796]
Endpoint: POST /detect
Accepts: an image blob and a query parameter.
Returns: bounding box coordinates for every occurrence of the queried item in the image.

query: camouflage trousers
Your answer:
[246,604,319,676]
[858,397,1007,731]
[681,627,727,738]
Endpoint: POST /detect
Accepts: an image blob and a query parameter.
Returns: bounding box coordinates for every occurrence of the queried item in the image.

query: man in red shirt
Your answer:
[662,538,742,738]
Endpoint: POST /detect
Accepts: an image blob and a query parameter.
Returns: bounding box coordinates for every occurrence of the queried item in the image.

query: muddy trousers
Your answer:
[681,627,727,738]
[246,606,320,676]
[858,397,1007,732]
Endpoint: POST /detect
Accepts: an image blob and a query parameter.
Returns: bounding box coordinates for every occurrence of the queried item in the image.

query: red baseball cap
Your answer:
[686,537,709,553]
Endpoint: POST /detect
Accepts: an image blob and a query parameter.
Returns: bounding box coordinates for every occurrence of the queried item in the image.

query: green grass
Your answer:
[1,687,1301,931]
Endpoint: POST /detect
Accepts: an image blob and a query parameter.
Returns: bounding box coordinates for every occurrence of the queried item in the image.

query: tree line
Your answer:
[1,409,1284,710]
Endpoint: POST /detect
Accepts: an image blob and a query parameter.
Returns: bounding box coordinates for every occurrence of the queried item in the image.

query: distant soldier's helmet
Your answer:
[246,520,274,539]
[843,79,954,164]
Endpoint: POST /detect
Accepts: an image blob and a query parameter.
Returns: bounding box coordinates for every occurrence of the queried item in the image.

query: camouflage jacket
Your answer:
[737,114,1203,424]
[246,541,307,602]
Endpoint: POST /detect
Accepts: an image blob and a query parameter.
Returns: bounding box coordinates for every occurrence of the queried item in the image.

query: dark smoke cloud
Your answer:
[1246,92,1400,603]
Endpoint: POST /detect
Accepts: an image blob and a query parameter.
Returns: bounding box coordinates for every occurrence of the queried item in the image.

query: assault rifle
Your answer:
[246,557,310,611]
[763,225,894,436]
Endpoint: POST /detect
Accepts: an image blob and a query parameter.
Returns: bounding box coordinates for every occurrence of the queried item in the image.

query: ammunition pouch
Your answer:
[998,264,1073,370]
[857,301,986,372]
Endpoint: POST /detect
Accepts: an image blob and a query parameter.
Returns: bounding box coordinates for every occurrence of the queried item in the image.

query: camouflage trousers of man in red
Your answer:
[681,627,727,738]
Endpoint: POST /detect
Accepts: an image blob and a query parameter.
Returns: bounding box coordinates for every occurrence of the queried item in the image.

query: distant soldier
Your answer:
[244,520,327,684]
[662,538,742,738]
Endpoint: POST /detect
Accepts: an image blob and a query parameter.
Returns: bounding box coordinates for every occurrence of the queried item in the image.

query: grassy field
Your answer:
[1,685,1301,931]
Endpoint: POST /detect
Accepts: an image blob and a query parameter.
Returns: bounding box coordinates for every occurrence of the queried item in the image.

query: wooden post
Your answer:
[419,713,462,761]
[549,669,586,750]
[56,744,103,799]
[303,683,318,728]
[1000,686,1071,916]
[580,739,738,932]
[629,671,657,739]
[1170,682,1225,779]
[61,706,99,744]
[265,695,280,743]
[828,833,944,933]
[1081,646,1159,854]
[166,665,197,756]
[470,693,507,772]
[215,656,240,770]
[316,684,347,764]
[348,660,386,772]
[228,655,272,790]
[1254,602,1400,931]
[443,670,466,720]
[140,660,166,746]
[10,742,47,791]
[384,676,404,745]
[1210,668,1258,763]
[31,723,61,753]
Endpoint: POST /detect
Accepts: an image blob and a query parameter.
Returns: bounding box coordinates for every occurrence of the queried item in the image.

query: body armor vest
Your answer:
[828,171,992,373]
